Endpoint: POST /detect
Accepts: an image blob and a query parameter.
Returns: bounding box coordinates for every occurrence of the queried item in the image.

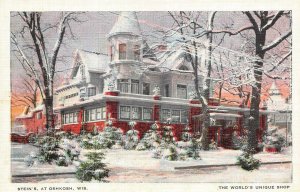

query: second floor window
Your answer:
[164,84,169,97]
[133,45,140,60]
[131,80,139,94]
[143,83,150,95]
[177,84,187,99]
[88,87,96,97]
[118,79,129,93]
[119,43,126,60]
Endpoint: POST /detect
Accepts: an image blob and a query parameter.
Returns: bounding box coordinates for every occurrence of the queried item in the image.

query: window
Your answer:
[110,45,113,61]
[84,107,106,122]
[143,108,153,121]
[74,112,78,123]
[181,110,188,123]
[132,107,142,120]
[102,107,106,119]
[88,87,96,97]
[96,108,101,120]
[143,83,150,95]
[118,79,129,93]
[177,84,187,99]
[80,87,86,98]
[120,106,131,120]
[80,65,85,79]
[131,80,139,94]
[161,109,171,122]
[90,108,96,121]
[36,112,42,119]
[69,113,74,123]
[85,110,89,122]
[119,43,126,60]
[63,112,78,124]
[165,84,169,97]
[133,45,140,60]
[172,110,181,123]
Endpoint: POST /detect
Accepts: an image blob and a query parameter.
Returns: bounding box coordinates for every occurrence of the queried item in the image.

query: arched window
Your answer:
[179,65,189,71]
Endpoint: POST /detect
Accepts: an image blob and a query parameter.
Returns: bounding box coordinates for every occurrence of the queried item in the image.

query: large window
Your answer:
[118,79,140,94]
[119,43,126,60]
[120,106,150,121]
[84,107,106,122]
[131,80,139,94]
[160,109,188,124]
[133,45,140,60]
[177,84,187,99]
[143,83,150,95]
[63,112,78,124]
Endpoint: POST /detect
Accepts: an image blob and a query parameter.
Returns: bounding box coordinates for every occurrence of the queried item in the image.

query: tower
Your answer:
[107,12,143,65]
[106,12,143,93]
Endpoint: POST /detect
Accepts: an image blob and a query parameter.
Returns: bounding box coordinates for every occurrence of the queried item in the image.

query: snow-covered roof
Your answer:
[157,49,193,71]
[70,49,109,78]
[108,12,142,38]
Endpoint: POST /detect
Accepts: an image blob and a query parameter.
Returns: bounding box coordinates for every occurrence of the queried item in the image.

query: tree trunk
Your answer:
[247,31,265,153]
[44,96,54,133]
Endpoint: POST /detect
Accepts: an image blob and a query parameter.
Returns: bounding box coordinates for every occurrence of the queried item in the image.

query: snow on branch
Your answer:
[261,11,284,31]
[262,30,292,52]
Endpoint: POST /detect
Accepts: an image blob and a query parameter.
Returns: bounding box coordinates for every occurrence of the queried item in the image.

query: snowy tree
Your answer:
[124,120,139,150]
[11,12,85,132]
[137,122,161,150]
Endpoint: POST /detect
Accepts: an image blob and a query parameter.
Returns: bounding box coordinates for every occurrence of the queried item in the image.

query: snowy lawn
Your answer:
[12,143,292,183]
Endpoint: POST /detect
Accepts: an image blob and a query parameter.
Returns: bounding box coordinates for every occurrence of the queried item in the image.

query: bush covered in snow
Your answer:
[79,125,124,150]
[237,152,261,171]
[137,122,161,150]
[232,131,248,151]
[25,134,81,167]
[124,129,139,150]
[185,138,201,159]
[161,124,176,145]
[181,124,192,142]
[76,151,109,182]
[263,129,286,152]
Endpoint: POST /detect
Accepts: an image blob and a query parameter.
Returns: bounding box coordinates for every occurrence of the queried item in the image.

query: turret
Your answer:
[107,12,143,64]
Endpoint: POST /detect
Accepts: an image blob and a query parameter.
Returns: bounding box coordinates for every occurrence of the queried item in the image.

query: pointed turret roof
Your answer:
[108,12,142,38]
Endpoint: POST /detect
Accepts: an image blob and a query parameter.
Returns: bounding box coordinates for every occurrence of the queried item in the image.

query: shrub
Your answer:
[124,129,139,150]
[163,145,179,161]
[76,151,109,182]
[185,138,201,159]
[237,152,261,171]
[138,122,161,150]
[264,130,286,152]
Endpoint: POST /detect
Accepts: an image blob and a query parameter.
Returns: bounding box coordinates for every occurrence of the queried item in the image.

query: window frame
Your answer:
[177,84,187,99]
[119,43,127,60]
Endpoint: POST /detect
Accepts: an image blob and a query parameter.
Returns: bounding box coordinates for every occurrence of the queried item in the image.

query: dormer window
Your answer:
[119,43,126,60]
[87,86,96,97]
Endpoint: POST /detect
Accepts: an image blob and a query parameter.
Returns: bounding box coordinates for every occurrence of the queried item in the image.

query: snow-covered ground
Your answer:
[11,143,292,183]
